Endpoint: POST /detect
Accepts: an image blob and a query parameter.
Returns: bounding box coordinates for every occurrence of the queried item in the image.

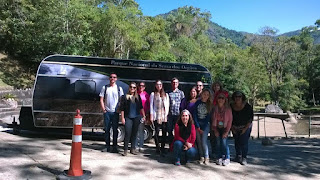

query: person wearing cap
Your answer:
[231,91,253,165]
[212,92,232,166]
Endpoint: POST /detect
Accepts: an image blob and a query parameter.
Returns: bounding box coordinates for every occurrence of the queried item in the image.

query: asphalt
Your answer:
[0,127,319,180]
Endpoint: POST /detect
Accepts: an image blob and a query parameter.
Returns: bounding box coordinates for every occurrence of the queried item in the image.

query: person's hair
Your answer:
[154,80,166,97]
[216,92,229,108]
[126,82,139,100]
[200,88,213,112]
[176,109,194,126]
[231,91,247,102]
[211,81,223,92]
[110,72,117,76]
[186,86,197,101]
[171,77,179,82]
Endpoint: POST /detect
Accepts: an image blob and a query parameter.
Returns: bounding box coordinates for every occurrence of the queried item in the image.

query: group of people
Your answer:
[99,73,253,167]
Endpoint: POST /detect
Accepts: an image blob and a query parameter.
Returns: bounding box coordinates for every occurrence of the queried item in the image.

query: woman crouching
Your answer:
[171,109,197,166]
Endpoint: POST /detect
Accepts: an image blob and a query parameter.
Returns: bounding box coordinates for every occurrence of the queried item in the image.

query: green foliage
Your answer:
[1,93,16,100]
[0,1,320,110]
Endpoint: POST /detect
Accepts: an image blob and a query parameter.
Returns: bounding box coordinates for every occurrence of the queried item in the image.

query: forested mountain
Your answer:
[281,29,320,44]
[0,1,320,110]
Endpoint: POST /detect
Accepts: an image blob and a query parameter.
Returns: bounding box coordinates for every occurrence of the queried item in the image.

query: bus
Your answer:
[18,55,212,141]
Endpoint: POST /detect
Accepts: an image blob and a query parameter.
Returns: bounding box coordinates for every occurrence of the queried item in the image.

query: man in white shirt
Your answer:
[100,73,124,153]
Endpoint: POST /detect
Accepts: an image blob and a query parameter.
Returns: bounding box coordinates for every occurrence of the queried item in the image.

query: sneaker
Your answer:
[241,158,247,165]
[199,157,205,165]
[101,147,110,152]
[222,159,230,166]
[175,161,181,166]
[204,158,210,165]
[130,149,138,155]
[122,150,128,156]
[139,148,144,153]
[216,158,222,165]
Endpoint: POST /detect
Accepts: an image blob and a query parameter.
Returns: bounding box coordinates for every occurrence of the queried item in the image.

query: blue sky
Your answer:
[136,0,320,34]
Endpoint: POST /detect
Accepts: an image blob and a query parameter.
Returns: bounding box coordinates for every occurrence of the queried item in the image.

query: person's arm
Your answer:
[149,92,154,121]
[241,104,253,135]
[121,110,125,125]
[99,86,106,113]
[187,125,196,146]
[192,101,200,129]
[223,108,233,138]
[164,93,170,116]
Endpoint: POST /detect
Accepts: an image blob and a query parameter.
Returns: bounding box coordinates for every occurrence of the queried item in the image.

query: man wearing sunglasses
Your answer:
[100,73,124,153]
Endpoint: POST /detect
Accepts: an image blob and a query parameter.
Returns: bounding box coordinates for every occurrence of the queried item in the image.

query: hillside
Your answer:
[281,29,320,44]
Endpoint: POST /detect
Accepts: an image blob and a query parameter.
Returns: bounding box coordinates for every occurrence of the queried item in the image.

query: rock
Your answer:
[261,138,273,146]
[265,104,283,113]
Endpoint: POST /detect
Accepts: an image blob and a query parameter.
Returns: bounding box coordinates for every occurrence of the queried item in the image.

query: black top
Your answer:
[119,95,143,118]
[231,103,253,127]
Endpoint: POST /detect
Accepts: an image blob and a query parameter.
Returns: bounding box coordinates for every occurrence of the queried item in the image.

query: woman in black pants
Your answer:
[231,91,253,165]
[120,82,146,156]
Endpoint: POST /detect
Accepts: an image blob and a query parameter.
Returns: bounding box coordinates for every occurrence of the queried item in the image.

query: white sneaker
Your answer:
[216,158,222,165]
[222,159,230,166]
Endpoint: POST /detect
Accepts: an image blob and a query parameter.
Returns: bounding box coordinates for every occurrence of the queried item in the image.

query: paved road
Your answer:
[0,128,319,180]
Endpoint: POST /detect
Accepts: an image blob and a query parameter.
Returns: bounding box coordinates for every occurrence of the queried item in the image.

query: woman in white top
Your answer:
[150,80,170,154]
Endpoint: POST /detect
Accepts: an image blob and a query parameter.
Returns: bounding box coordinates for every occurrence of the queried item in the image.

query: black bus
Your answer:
[18,55,212,141]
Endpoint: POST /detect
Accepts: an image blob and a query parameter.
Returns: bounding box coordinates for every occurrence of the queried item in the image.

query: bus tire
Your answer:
[144,125,153,143]
[110,125,125,142]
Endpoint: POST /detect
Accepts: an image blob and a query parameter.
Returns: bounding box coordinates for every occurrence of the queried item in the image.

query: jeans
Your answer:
[135,121,145,149]
[173,140,197,162]
[154,121,167,151]
[104,112,119,149]
[196,125,210,158]
[233,125,252,158]
[124,117,140,151]
[167,115,179,143]
[216,128,230,159]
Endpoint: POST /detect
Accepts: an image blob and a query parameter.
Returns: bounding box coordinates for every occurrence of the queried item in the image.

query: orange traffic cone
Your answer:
[68,109,84,176]
[57,109,91,180]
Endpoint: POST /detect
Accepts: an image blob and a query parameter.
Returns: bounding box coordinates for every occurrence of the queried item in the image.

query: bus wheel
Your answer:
[144,126,153,143]
[110,125,125,142]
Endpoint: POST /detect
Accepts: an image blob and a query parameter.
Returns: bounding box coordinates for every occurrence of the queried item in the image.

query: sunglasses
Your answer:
[197,85,203,87]
[139,84,145,87]
[130,86,136,89]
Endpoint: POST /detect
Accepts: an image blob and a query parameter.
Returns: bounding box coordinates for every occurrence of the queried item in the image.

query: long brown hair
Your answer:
[201,88,213,112]
[126,82,139,102]
[176,109,194,126]
[153,80,166,98]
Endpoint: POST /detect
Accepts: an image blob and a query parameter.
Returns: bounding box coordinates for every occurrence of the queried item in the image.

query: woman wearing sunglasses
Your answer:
[120,82,146,156]
[212,92,232,166]
[231,91,253,165]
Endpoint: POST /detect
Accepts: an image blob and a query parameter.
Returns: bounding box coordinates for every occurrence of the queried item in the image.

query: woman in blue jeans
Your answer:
[212,92,233,166]
[171,109,197,166]
[120,82,146,156]
[193,89,213,165]
[231,91,253,165]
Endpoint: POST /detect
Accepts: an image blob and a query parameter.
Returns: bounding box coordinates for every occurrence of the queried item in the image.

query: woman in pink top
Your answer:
[212,92,232,166]
[136,82,150,152]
